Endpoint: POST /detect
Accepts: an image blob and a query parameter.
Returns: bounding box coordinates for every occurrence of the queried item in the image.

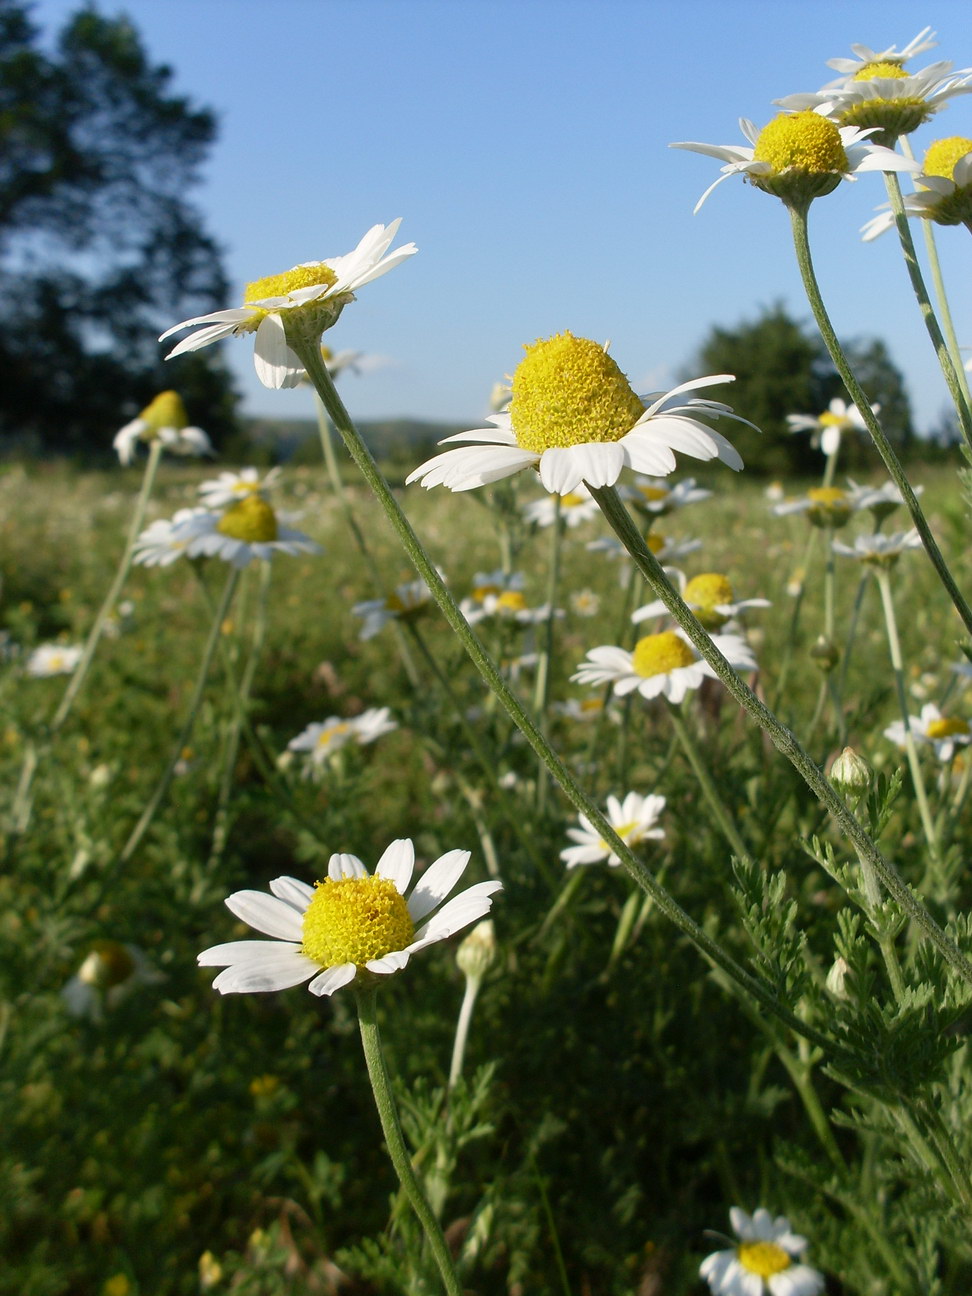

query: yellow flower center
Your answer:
[818,410,850,428]
[753,112,849,175]
[317,722,351,748]
[927,717,970,739]
[79,941,137,989]
[244,263,339,305]
[509,333,645,454]
[216,496,279,543]
[853,61,910,81]
[646,532,666,554]
[597,819,638,852]
[638,485,670,502]
[737,1241,792,1279]
[300,875,415,967]
[631,631,695,678]
[473,583,502,601]
[562,491,587,508]
[580,698,603,714]
[807,485,852,527]
[923,137,972,180]
[496,591,527,612]
[684,572,734,628]
[140,390,187,431]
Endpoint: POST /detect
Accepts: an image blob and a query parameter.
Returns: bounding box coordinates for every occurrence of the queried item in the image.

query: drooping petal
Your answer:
[539,442,625,493]
[307,963,357,996]
[253,314,304,389]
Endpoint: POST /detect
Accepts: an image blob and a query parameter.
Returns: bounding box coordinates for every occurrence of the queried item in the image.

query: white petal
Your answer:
[164,322,239,359]
[407,445,538,490]
[407,849,472,921]
[366,949,412,974]
[199,941,317,993]
[268,876,315,909]
[159,307,253,341]
[253,314,304,389]
[225,890,305,939]
[375,838,415,892]
[307,963,357,996]
[328,853,367,880]
[539,443,624,493]
[412,883,501,946]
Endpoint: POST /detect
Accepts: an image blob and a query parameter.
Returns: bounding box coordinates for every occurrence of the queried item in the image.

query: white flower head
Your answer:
[175,496,322,569]
[197,467,282,509]
[132,507,212,567]
[198,838,502,997]
[832,529,922,566]
[825,28,939,77]
[844,477,920,521]
[26,643,83,677]
[700,1206,825,1296]
[113,391,213,465]
[620,475,712,517]
[523,483,599,528]
[161,220,417,389]
[772,485,857,528]
[862,136,972,239]
[632,570,770,631]
[62,941,162,1020]
[672,110,918,211]
[786,397,876,457]
[572,628,756,705]
[353,580,433,639]
[884,702,971,762]
[287,708,397,774]
[561,791,666,868]
[407,333,747,496]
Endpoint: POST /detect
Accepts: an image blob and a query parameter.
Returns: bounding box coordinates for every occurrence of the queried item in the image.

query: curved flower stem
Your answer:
[588,482,972,989]
[448,974,482,1089]
[292,337,844,1053]
[664,699,754,867]
[789,205,972,638]
[354,984,464,1296]
[874,569,940,866]
[881,172,972,447]
[115,565,240,869]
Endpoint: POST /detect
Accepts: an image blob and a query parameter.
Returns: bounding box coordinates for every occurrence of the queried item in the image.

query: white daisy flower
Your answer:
[197,467,282,509]
[353,580,433,639]
[570,588,601,617]
[672,110,919,211]
[62,941,163,1021]
[587,532,703,565]
[459,570,525,625]
[113,391,213,466]
[26,643,83,677]
[862,136,972,239]
[287,708,397,774]
[700,1206,825,1296]
[161,220,417,390]
[785,397,876,457]
[197,838,502,997]
[884,702,971,762]
[632,570,770,631]
[561,791,666,868]
[572,628,756,705]
[406,333,746,496]
[176,497,322,569]
[844,478,920,521]
[777,63,972,144]
[825,28,938,77]
[554,696,618,724]
[620,475,712,517]
[523,484,600,528]
[772,485,857,528]
[832,529,922,566]
[132,507,212,567]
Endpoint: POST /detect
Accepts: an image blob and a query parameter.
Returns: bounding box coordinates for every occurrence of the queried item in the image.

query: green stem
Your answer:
[354,984,464,1296]
[533,498,563,813]
[665,699,754,866]
[115,565,239,869]
[789,204,972,638]
[448,976,481,1089]
[874,569,940,865]
[292,337,846,1052]
[588,482,972,989]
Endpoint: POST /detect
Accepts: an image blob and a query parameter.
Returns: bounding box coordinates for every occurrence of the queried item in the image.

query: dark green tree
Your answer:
[688,303,913,476]
[0,1,238,455]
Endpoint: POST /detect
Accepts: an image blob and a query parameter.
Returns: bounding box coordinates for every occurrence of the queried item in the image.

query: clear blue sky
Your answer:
[29,0,972,432]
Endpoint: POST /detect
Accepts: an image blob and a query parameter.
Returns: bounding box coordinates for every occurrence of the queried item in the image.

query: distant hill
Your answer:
[241,415,468,465]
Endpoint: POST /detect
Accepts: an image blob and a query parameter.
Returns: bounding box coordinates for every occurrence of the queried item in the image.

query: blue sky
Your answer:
[30,0,972,432]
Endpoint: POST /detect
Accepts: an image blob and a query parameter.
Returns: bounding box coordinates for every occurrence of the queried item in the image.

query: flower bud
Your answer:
[456,919,497,983]
[830,746,873,798]
[826,955,851,1000]
[810,635,839,672]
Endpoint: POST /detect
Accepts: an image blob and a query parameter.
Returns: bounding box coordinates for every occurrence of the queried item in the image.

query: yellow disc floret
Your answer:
[216,496,279,543]
[496,591,527,613]
[927,717,970,740]
[753,112,848,176]
[631,631,696,678]
[818,409,852,429]
[245,263,339,305]
[853,61,910,82]
[807,486,852,528]
[140,390,187,431]
[923,137,972,180]
[301,875,415,967]
[316,722,351,748]
[684,573,734,629]
[737,1241,792,1279]
[509,333,645,454]
[646,532,666,554]
[638,485,670,502]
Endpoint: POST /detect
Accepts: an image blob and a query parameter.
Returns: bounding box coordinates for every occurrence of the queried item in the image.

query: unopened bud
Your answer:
[810,635,839,672]
[826,955,851,1000]
[456,919,497,983]
[830,746,873,798]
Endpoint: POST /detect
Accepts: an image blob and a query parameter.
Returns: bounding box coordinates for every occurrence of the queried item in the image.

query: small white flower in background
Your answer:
[198,467,282,509]
[407,332,747,495]
[132,508,212,567]
[353,580,433,639]
[884,702,972,763]
[772,485,856,528]
[459,570,526,625]
[522,484,599,528]
[175,496,322,569]
[671,111,918,212]
[553,696,617,724]
[844,477,920,521]
[786,397,875,457]
[570,588,601,618]
[26,643,83,677]
[700,1206,825,1296]
[862,136,972,239]
[161,220,417,389]
[764,481,786,503]
[320,344,365,380]
[62,941,163,1021]
[198,838,502,997]
[572,628,756,705]
[113,391,213,466]
[824,28,938,78]
[287,708,397,775]
[632,570,770,631]
[832,529,922,566]
[587,531,703,565]
[561,791,666,868]
[620,475,712,517]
